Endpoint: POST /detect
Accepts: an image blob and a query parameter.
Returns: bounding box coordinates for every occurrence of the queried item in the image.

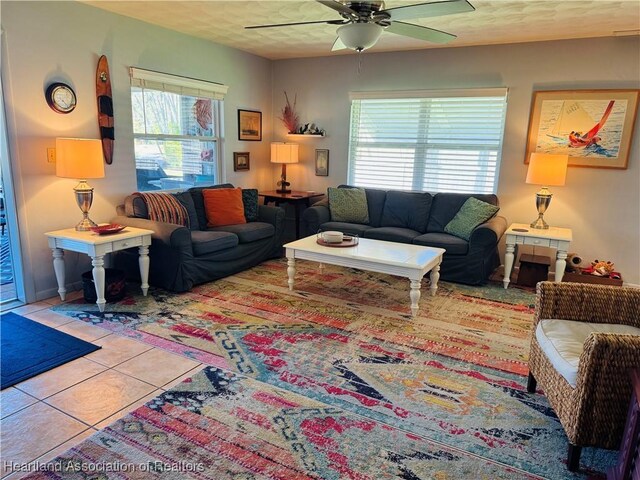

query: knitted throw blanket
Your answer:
[134,192,189,228]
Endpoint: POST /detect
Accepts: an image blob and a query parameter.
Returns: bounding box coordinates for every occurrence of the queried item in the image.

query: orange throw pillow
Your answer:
[203,188,247,227]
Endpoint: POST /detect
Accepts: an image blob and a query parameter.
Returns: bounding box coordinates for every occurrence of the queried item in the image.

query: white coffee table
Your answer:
[45,226,153,312]
[284,235,445,317]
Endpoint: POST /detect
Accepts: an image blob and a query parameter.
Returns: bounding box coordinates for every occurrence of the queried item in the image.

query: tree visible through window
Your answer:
[130,68,227,191]
[347,89,508,194]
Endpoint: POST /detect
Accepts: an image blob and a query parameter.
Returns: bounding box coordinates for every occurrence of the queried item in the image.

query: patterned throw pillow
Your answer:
[444,197,499,241]
[242,189,259,222]
[327,187,369,224]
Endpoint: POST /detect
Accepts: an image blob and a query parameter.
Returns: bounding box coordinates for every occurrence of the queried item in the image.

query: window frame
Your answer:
[129,68,228,192]
[347,88,508,195]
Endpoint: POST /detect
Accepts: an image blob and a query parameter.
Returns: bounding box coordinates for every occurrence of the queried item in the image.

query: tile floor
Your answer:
[0,293,203,479]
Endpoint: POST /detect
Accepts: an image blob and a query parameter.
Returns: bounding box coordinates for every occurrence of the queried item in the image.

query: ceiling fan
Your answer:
[246,0,475,52]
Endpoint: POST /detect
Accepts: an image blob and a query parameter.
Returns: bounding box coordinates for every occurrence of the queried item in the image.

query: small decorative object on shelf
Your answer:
[290,123,326,136]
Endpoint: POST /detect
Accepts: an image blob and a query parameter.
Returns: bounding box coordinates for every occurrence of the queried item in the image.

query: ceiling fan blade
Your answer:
[383,0,474,21]
[316,0,359,18]
[246,19,345,29]
[386,21,457,44]
[331,37,347,51]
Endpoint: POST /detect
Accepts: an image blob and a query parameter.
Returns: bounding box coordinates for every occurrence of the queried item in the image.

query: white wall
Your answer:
[1,1,274,301]
[272,37,640,285]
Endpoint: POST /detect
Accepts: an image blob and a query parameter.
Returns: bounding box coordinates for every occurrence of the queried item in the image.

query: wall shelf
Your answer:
[286,134,326,138]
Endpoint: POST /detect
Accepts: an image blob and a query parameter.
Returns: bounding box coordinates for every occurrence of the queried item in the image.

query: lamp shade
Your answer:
[337,23,383,51]
[526,153,568,186]
[55,138,105,179]
[270,142,299,164]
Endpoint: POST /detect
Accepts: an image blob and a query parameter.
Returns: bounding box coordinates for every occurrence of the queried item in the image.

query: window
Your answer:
[130,68,228,191]
[347,89,508,194]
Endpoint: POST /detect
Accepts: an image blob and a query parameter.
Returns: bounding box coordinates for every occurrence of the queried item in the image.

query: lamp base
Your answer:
[75,216,98,231]
[530,214,549,230]
[276,188,291,194]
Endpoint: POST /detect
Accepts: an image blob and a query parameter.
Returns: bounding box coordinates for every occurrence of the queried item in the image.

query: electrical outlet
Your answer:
[47,148,56,163]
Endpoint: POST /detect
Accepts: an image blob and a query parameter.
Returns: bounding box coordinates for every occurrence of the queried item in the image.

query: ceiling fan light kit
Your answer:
[337,23,383,52]
[246,0,475,53]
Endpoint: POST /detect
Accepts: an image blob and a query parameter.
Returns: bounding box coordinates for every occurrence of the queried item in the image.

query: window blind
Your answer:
[347,89,508,194]
[130,67,228,100]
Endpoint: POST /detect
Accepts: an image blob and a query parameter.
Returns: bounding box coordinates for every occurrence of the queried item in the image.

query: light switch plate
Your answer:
[47,148,56,163]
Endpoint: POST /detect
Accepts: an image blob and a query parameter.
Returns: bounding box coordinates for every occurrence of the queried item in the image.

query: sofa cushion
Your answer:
[413,232,469,255]
[444,197,500,241]
[208,222,274,244]
[535,319,640,387]
[203,188,246,227]
[328,187,369,224]
[242,189,259,222]
[173,191,200,231]
[364,227,421,244]
[191,231,239,256]
[319,222,373,237]
[188,183,235,230]
[427,193,499,233]
[380,191,432,233]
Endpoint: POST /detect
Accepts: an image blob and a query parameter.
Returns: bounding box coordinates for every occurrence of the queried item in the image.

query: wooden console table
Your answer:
[259,190,324,239]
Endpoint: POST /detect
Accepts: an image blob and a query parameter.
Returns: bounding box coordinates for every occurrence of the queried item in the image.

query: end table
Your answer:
[259,190,324,239]
[45,227,153,312]
[503,223,572,289]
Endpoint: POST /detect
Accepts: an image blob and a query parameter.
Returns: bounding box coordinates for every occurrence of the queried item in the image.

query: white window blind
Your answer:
[347,88,508,194]
[129,69,228,191]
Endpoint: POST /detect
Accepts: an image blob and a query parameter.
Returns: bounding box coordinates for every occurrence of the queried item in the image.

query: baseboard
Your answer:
[35,281,82,302]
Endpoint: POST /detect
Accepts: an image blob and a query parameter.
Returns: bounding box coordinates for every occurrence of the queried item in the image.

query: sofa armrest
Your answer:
[301,204,331,237]
[258,205,285,227]
[111,215,192,251]
[469,215,507,247]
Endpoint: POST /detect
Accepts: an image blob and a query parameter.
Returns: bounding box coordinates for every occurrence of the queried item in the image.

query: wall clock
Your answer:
[45,82,77,114]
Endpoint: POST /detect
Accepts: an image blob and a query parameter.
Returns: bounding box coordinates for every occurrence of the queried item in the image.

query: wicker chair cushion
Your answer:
[536,319,640,387]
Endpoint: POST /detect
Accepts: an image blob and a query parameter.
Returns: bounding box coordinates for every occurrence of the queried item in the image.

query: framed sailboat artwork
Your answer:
[525,90,639,169]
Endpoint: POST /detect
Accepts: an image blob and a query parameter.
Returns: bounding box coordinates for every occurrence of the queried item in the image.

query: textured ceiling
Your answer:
[83,0,640,60]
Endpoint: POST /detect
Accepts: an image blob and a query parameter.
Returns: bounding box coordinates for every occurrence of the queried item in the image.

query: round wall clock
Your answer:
[45,82,77,114]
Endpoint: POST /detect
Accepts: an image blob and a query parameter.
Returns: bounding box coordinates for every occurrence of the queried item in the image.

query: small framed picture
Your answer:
[315,149,329,176]
[233,152,250,171]
[238,109,262,141]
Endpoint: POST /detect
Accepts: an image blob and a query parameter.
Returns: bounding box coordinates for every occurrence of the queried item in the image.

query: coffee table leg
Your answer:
[51,248,66,301]
[409,279,421,317]
[138,245,150,296]
[430,263,441,296]
[91,255,106,313]
[287,257,296,291]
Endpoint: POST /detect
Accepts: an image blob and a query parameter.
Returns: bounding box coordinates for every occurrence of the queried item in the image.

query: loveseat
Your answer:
[301,186,507,285]
[112,183,285,292]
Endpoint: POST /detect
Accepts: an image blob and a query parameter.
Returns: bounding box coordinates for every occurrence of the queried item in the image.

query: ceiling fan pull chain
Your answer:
[357,52,362,75]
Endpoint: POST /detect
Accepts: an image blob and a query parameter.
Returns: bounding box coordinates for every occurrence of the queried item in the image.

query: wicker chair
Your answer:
[527,282,640,472]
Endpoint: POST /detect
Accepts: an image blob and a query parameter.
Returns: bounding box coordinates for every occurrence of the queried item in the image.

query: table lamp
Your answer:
[271,142,299,194]
[56,138,105,231]
[526,153,568,229]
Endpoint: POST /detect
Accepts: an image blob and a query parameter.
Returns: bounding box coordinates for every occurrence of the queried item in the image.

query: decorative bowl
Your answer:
[90,223,125,235]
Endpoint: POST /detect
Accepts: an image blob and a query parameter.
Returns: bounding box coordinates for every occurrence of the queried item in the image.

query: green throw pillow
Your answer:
[327,187,369,224]
[444,197,499,241]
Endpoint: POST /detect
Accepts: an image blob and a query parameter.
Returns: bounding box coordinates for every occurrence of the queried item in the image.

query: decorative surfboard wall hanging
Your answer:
[96,55,114,164]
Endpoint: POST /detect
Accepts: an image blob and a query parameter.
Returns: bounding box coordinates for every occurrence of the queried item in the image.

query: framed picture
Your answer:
[525,89,639,169]
[315,149,329,176]
[233,152,250,171]
[238,109,262,141]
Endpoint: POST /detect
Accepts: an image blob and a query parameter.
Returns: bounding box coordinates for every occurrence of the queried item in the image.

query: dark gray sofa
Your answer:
[112,183,285,292]
[301,186,507,285]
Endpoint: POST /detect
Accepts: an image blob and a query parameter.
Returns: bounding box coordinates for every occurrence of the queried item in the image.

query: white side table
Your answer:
[503,223,573,289]
[45,227,153,311]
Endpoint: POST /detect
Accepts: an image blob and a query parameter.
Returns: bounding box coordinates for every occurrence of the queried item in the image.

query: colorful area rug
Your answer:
[48,259,615,479]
